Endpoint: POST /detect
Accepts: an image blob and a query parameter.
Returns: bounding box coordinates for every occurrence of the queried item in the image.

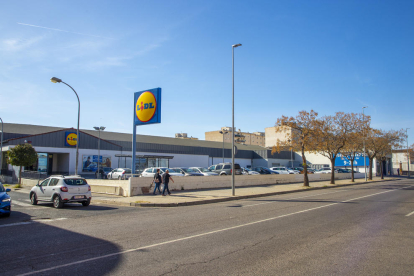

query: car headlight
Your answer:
[2,198,11,202]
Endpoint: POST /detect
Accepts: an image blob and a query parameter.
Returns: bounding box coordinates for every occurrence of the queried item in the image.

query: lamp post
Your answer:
[51,77,80,175]
[362,106,368,181]
[232,43,242,196]
[219,130,228,163]
[94,126,106,178]
[0,117,3,175]
[406,128,410,178]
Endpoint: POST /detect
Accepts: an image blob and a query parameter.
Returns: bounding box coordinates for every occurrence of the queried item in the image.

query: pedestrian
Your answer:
[153,168,162,195]
[162,169,174,196]
[397,168,400,176]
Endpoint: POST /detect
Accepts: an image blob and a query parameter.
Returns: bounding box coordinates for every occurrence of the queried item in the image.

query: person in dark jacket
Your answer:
[162,169,174,196]
[153,168,162,195]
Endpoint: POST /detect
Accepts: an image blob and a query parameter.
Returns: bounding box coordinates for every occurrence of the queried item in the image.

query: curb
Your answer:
[130,178,397,207]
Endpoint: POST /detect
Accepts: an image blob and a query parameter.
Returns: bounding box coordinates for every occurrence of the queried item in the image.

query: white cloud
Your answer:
[0,36,45,52]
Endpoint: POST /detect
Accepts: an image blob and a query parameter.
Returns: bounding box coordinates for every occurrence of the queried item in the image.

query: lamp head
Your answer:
[50,77,62,83]
[232,43,242,48]
[363,106,368,109]
[93,127,100,131]
[100,126,106,131]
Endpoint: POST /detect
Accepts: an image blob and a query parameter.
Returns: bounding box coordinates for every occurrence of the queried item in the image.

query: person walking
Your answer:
[153,168,162,195]
[162,169,174,196]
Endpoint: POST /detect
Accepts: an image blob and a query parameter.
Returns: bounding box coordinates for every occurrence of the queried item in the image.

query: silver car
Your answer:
[190,167,219,176]
[29,175,92,208]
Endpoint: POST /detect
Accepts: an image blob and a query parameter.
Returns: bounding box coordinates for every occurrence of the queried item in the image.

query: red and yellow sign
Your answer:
[65,132,78,147]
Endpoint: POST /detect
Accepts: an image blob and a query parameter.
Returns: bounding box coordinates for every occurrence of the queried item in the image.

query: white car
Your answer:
[314,168,332,174]
[269,167,290,174]
[107,168,132,179]
[141,167,183,177]
[241,167,260,175]
[189,167,219,176]
[29,175,91,208]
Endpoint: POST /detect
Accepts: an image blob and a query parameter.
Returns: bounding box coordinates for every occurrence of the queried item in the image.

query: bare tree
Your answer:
[314,112,359,184]
[272,110,318,187]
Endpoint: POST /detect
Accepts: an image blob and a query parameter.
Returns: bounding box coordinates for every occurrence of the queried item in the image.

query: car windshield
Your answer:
[63,179,88,185]
[245,168,251,172]
[168,169,182,173]
[0,184,4,192]
[124,169,132,173]
[103,168,112,172]
[187,168,198,173]
[200,168,211,172]
[159,168,168,172]
[180,168,189,172]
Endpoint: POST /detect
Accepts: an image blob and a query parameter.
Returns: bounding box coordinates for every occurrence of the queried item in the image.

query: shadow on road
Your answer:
[0,211,122,276]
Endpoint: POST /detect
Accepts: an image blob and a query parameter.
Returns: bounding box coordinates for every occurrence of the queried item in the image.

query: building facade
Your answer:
[205,127,265,146]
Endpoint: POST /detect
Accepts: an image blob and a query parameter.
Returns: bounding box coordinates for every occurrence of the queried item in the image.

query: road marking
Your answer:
[406,210,414,217]
[242,190,347,207]
[12,200,33,207]
[0,218,67,228]
[17,186,411,276]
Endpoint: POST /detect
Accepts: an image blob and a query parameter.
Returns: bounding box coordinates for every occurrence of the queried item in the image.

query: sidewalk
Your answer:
[6,177,398,207]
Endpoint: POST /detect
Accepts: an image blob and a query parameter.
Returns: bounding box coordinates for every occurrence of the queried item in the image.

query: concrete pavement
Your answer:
[6,176,397,207]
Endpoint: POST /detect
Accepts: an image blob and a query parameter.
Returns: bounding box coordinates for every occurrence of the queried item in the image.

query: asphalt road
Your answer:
[1,179,414,276]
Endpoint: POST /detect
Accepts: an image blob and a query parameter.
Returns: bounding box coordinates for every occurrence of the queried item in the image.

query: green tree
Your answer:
[7,144,38,185]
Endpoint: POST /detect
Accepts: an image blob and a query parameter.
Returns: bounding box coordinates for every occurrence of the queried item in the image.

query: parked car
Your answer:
[241,167,260,175]
[208,163,242,176]
[0,182,11,217]
[107,168,132,180]
[172,167,204,176]
[291,167,315,174]
[252,167,278,174]
[314,168,332,174]
[335,168,349,173]
[140,167,183,177]
[189,167,219,176]
[29,176,91,208]
[270,167,299,174]
[95,167,113,179]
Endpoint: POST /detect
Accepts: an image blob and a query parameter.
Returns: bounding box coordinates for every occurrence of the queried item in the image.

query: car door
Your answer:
[37,178,50,200]
[44,178,59,200]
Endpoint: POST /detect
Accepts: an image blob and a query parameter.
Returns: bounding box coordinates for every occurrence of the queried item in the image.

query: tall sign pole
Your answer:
[132,88,162,176]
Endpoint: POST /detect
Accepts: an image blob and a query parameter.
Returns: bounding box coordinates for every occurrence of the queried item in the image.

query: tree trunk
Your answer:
[351,160,355,182]
[330,158,335,184]
[19,166,22,185]
[380,159,384,179]
[368,157,374,180]
[302,146,309,187]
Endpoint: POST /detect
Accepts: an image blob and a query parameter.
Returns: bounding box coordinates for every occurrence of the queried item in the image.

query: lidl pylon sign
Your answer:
[134,88,161,125]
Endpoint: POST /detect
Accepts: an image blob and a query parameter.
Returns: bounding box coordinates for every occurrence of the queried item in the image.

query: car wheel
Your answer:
[82,199,91,207]
[220,173,227,176]
[118,176,122,180]
[30,193,38,205]
[53,195,64,208]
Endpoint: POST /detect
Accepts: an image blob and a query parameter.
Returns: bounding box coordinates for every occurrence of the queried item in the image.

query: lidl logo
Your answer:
[65,132,78,147]
[136,91,157,122]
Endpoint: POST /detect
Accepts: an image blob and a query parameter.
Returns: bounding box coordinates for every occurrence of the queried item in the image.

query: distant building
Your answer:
[265,126,300,148]
[205,127,265,146]
[175,133,198,140]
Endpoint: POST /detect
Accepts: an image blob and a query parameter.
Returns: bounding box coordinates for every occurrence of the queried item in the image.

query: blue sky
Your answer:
[1,0,413,144]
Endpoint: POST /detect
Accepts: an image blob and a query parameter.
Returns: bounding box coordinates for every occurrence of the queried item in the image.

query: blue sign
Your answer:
[134,88,161,126]
[335,153,369,167]
[65,131,78,147]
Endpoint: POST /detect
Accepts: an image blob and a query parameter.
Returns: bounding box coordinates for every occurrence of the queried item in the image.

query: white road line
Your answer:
[17,186,411,276]
[12,200,33,207]
[0,218,67,228]
[242,190,346,207]
[406,210,414,217]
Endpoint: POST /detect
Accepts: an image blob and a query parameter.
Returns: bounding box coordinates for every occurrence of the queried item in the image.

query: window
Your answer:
[223,165,231,169]
[40,179,50,186]
[216,165,223,170]
[49,179,59,186]
[64,179,88,185]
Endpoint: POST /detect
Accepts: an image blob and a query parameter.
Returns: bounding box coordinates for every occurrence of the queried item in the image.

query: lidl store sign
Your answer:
[134,88,161,125]
[65,131,77,147]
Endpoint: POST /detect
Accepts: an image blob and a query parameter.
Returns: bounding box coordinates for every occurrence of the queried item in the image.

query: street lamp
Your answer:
[94,126,106,178]
[219,130,228,163]
[406,128,410,178]
[0,117,3,175]
[232,43,242,196]
[362,106,368,181]
[51,77,80,175]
